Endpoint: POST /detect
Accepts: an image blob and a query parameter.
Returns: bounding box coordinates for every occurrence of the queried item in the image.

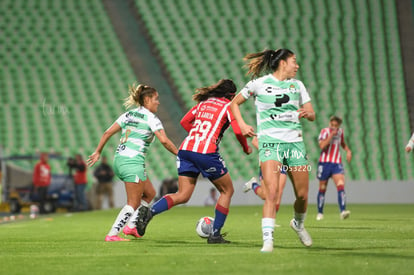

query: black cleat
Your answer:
[207,233,231,244]
[135,206,153,237]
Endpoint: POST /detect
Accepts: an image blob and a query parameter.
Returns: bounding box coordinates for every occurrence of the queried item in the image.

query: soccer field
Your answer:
[0,204,413,275]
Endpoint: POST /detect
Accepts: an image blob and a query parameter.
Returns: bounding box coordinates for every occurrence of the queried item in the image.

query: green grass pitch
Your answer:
[1,204,413,275]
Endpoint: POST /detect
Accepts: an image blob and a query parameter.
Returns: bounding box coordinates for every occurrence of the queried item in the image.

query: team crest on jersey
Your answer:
[289,84,297,93]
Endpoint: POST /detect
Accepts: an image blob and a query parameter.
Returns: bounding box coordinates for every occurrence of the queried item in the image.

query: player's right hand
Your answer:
[87,152,100,167]
[240,124,256,137]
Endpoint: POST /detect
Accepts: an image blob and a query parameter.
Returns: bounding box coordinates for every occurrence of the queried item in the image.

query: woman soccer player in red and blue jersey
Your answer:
[316,115,352,220]
[136,79,252,243]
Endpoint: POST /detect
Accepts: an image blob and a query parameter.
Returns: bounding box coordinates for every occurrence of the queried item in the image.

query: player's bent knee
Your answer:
[296,193,308,202]
[336,179,345,187]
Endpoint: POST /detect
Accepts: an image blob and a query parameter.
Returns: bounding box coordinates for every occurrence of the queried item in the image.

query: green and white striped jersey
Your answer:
[115,107,163,159]
[240,74,311,143]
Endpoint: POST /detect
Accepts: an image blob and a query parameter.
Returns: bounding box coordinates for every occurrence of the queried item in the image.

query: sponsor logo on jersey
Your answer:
[270,113,295,120]
[265,86,285,93]
[126,111,145,119]
[124,119,140,126]
[206,106,218,112]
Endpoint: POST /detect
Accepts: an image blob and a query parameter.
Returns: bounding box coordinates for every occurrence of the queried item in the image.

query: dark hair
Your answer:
[124,83,157,109]
[192,79,237,103]
[243,48,294,78]
[330,115,343,125]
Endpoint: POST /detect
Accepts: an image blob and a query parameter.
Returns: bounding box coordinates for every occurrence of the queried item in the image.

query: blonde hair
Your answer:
[123,83,157,109]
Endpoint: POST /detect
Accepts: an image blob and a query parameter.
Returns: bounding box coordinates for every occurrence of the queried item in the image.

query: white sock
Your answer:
[127,209,139,228]
[262,218,275,243]
[107,205,134,236]
[141,200,150,207]
[294,212,307,229]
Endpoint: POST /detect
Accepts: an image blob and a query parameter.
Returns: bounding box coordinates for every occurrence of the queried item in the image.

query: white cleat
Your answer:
[290,219,312,247]
[243,177,258,193]
[260,240,274,253]
[316,213,324,221]
[340,210,350,220]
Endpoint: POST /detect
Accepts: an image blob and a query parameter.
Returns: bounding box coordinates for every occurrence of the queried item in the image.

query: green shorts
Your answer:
[113,155,147,183]
[259,141,308,167]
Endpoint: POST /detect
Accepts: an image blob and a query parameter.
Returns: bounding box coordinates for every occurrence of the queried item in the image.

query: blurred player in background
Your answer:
[136,79,252,244]
[88,83,178,242]
[231,48,315,252]
[93,156,115,209]
[243,136,287,226]
[67,154,88,211]
[32,153,51,214]
[316,116,352,221]
[406,132,414,152]
[156,177,178,201]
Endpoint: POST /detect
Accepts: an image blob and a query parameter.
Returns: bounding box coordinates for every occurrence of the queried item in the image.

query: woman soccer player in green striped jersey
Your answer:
[88,83,178,241]
[230,49,315,252]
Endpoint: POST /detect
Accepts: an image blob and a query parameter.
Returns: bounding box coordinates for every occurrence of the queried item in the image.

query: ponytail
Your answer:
[123,83,157,109]
[243,48,294,78]
[192,79,236,103]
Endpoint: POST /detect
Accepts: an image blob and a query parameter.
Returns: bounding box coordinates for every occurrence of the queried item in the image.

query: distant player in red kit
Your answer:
[32,153,51,214]
[316,116,352,220]
[136,79,252,243]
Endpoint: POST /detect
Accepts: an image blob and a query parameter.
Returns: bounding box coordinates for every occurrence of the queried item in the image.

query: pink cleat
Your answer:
[123,225,142,238]
[105,235,130,242]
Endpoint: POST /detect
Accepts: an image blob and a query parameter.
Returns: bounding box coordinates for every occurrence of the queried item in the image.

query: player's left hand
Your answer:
[406,146,412,153]
[87,152,100,167]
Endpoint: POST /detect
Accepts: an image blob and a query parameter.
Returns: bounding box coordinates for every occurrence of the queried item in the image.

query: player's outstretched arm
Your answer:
[230,93,256,137]
[155,129,178,156]
[230,118,252,155]
[87,122,121,167]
